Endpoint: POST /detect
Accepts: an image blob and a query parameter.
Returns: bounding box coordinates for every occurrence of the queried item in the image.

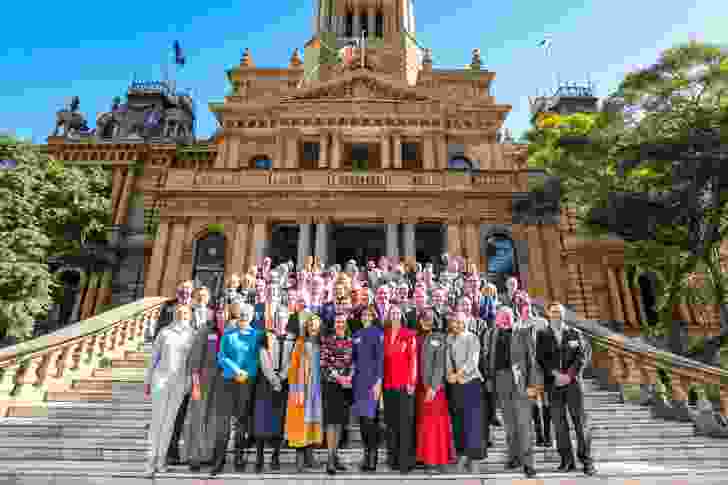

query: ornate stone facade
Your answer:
[39,1,722,337]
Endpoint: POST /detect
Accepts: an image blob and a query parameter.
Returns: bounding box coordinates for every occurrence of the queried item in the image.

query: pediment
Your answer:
[283,71,432,103]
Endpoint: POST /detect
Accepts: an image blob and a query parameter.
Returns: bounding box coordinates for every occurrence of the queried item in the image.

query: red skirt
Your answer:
[415,383,454,465]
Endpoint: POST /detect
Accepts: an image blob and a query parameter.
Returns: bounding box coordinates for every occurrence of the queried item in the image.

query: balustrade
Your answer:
[0,297,168,417]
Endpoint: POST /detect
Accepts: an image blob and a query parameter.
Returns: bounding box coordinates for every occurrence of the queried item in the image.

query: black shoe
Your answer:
[583,463,597,476]
[368,448,378,471]
[523,465,537,478]
[486,440,494,448]
[536,437,546,447]
[388,459,400,470]
[189,464,201,472]
[234,451,247,472]
[425,464,441,474]
[505,458,522,470]
[255,442,265,473]
[326,454,337,475]
[271,451,281,471]
[166,456,184,466]
[303,447,318,469]
[490,417,502,427]
[210,462,225,476]
[557,459,576,472]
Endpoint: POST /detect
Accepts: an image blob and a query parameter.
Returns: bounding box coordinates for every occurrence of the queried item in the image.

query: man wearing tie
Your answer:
[535,302,596,476]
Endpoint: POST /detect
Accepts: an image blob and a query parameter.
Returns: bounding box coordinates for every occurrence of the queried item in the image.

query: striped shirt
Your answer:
[320,335,354,383]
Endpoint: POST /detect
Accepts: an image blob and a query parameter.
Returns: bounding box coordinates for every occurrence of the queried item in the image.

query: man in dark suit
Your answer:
[536,302,596,476]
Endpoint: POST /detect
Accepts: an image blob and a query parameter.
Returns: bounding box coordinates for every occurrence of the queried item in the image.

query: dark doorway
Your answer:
[638,272,659,326]
[415,223,444,267]
[332,225,385,266]
[193,233,226,300]
[270,225,300,268]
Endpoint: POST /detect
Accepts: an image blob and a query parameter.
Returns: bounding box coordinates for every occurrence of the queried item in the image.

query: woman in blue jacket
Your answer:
[210,302,262,476]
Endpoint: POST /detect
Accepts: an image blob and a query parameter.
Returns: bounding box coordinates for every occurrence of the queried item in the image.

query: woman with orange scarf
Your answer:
[285,313,324,472]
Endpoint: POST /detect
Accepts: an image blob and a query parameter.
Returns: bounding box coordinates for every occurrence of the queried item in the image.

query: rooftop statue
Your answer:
[52,96,88,137]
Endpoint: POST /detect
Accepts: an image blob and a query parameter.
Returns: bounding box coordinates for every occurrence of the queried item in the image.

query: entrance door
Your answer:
[270,224,300,268]
[192,233,226,301]
[332,224,385,267]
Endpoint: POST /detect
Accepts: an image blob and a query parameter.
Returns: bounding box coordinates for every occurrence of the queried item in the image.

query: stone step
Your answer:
[3,460,728,483]
[124,351,149,361]
[46,390,115,401]
[110,359,147,369]
[1,442,725,463]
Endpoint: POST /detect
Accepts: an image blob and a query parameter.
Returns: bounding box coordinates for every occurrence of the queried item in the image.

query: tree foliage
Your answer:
[526,41,728,339]
[0,134,111,341]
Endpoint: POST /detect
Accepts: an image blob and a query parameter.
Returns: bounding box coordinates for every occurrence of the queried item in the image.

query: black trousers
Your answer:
[359,416,379,451]
[532,402,552,442]
[383,389,415,470]
[166,392,190,459]
[481,382,493,445]
[549,380,592,465]
[212,379,254,467]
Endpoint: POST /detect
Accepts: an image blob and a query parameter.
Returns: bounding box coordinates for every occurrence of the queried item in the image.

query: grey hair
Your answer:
[239,303,255,322]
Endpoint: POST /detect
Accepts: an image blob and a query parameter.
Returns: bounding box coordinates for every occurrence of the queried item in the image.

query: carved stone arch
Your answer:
[481,224,523,290]
[190,227,229,297]
[249,154,272,170]
[448,154,473,170]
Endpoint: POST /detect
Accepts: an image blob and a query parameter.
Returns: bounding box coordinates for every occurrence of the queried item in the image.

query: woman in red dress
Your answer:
[415,307,454,474]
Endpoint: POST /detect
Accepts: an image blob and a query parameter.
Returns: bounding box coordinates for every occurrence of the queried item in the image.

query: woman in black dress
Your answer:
[320,310,354,475]
[251,315,292,472]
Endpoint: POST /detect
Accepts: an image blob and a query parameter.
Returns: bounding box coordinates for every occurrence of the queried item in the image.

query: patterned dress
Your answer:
[320,334,354,426]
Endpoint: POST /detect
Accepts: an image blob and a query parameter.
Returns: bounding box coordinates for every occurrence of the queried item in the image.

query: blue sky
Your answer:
[1,0,725,144]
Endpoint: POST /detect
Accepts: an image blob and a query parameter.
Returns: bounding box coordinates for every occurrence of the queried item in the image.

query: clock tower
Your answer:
[305,0,421,85]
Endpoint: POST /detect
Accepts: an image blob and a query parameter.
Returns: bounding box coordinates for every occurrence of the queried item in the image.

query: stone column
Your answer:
[524,225,549,301]
[275,133,285,169]
[331,130,341,169]
[160,217,187,298]
[145,218,170,297]
[464,222,480,271]
[437,134,448,170]
[381,131,391,169]
[446,222,462,259]
[368,7,376,37]
[297,222,312,269]
[402,222,416,259]
[248,218,269,267]
[423,134,435,170]
[393,133,402,169]
[320,131,329,168]
[353,7,361,37]
[286,135,298,169]
[315,221,329,267]
[226,136,241,169]
[230,217,250,280]
[386,223,400,260]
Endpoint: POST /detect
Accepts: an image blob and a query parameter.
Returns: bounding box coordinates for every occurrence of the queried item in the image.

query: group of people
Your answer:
[143,254,597,478]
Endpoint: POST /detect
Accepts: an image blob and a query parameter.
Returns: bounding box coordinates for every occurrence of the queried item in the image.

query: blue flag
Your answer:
[174,40,185,66]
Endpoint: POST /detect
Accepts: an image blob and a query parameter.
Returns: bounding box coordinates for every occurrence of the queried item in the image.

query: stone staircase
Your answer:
[2,343,728,483]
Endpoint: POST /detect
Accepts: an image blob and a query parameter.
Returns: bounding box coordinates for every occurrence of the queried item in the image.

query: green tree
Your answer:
[0,134,111,341]
[526,41,728,347]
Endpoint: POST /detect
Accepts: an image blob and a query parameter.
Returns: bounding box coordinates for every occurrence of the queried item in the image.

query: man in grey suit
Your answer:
[483,306,542,478]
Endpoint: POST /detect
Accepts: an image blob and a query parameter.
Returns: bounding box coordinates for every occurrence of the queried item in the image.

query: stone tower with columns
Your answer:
[306,0,421,85]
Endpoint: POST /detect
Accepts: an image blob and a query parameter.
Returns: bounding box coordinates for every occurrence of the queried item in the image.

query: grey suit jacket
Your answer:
[420,332,447,390]
[485,326,542,395]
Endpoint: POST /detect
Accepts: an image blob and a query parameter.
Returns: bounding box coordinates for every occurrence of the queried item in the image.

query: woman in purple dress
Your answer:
[351,304,384,471]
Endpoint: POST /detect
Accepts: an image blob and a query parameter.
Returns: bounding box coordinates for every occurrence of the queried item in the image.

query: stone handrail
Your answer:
[165,168,525,193]
[566,314,728,434]
[0,297,170,417]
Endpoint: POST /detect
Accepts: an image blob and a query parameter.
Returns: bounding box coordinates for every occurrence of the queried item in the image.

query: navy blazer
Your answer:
[535,325,588,386]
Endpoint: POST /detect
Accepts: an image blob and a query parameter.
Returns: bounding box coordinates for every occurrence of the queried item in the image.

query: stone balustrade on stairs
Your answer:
[1,295,728,483]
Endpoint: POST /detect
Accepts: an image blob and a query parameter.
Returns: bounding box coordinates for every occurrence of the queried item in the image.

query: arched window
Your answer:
[638,272,659,326]
[192,232,226,298]
[486,234,515,275]
[250,155,272,170]
[375,11,384,37]
[345,12,354,37]
[448,155,473,171]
